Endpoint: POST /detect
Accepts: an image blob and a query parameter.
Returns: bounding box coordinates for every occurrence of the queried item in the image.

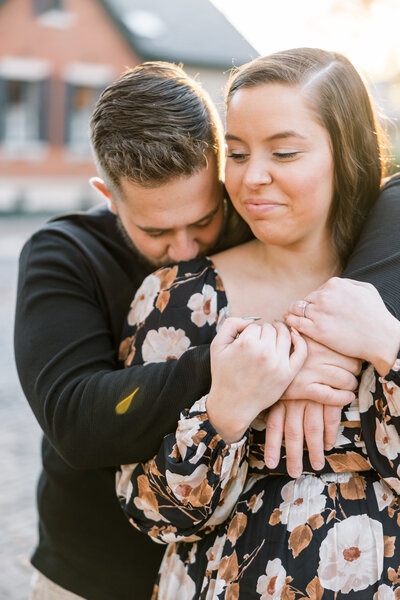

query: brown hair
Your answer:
[226,48,386,264]
[90,61,224,192]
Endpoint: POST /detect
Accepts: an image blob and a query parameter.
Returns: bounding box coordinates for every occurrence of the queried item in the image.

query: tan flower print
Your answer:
[248,490,264,514]
[256,558,287,600]
[318,514,383,593]
[142,327,190,364]
[127,274,160,325]
[279,475,327,532]
[165,464,210,506]
[187,284,217,327]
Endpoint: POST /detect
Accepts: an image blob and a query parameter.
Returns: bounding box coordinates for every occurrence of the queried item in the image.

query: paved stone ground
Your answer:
[0,216,47,599]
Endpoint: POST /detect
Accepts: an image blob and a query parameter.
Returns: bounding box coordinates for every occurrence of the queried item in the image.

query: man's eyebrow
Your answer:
[225,130,307,142]
[136,202,221,233]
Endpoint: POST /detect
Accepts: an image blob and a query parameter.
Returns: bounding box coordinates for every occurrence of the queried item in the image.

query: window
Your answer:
[65,83,102,155]
[0,57,50,154]
[2,79,46,144]
[63,62,115,157]
[33,0,63,15]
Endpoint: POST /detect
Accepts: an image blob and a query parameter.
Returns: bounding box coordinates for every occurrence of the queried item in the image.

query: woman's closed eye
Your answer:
[226,152,249,162]
[273,151,300,160]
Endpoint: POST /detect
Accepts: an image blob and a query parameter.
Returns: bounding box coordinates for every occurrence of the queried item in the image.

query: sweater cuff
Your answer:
[177,395,248,458]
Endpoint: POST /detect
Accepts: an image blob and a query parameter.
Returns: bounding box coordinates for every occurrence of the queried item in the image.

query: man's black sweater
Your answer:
[14,176,400,600]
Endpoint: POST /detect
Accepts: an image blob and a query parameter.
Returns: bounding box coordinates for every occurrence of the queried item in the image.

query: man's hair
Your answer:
[90,61,224,193]
[226,48,386,265]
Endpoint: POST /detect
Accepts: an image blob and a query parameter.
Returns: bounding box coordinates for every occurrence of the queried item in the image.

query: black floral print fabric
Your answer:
[117,257,400,599]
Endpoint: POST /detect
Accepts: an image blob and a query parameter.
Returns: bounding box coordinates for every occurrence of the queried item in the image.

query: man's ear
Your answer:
[89,177,117,213]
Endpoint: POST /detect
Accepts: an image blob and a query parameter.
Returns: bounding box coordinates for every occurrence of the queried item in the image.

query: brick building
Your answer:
[0,0,257,212]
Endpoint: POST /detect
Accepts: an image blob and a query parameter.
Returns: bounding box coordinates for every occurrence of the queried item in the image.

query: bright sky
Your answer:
[211,0,400,82]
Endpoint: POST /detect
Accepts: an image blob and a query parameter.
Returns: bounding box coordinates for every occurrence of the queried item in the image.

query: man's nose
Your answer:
[168,232,199,262]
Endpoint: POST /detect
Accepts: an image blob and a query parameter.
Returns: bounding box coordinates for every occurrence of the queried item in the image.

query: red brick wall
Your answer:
[0,0,142,178]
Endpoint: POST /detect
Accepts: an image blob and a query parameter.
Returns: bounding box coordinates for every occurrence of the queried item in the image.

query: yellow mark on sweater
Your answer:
[115,387,140,415]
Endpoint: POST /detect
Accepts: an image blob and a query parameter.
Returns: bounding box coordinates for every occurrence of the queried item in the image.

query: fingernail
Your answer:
[265,457,278,468]
[290,470,302,479]
[314,462,324,471]
[242,315,261,321]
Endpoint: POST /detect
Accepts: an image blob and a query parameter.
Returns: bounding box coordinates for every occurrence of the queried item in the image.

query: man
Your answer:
[14,61,400,600]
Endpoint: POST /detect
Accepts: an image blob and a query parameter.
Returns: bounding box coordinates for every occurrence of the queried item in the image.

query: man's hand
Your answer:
[282,336,360,405]
[264,400,343,478]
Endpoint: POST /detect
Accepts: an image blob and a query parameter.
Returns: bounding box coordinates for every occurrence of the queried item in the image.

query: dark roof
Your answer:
[99,0,259,69]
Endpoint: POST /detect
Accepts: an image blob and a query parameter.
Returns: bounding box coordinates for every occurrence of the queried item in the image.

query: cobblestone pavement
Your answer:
[0,216,47,600]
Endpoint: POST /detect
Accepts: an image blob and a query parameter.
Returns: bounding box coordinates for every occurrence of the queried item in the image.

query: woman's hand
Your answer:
[264,400,343,478]
[206,318,307,444]
[285,277,400,376]
[282,336,360,406]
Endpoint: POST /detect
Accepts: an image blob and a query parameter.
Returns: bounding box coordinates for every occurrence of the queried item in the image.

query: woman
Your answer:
[117,49,400,598]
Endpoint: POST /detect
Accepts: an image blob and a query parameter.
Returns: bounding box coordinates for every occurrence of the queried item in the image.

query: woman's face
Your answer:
[225,83,335,251]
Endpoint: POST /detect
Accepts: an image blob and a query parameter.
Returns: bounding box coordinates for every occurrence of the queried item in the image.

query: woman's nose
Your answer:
[243,159,272,188]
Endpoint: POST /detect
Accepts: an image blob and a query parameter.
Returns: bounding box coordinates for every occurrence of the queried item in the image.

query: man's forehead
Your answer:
[119,171,221,230]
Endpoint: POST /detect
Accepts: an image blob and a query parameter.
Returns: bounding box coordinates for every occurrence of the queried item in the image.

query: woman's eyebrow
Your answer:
[225,131,307,142]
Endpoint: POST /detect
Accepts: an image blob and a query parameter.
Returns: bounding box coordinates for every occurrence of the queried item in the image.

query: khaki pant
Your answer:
[30,570,86,600]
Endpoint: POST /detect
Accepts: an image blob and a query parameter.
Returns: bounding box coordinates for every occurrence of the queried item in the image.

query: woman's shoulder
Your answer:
[211,240,258,275]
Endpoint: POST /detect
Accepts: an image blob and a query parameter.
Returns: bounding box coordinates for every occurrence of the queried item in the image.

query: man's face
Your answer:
[109,158,224,266]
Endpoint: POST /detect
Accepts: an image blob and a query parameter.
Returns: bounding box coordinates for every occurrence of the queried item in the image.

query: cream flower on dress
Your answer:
[318,514,383,593]
[166,463,209,504]
[206,534,226,571]
[142,327,190,364]
[374,584,396,599]
[158,551,196,600]
[373,480,395,511]
[375,418,400,461]
[381,379,400,417]
[133,495,168,523]
[384,476,400,495]
[127,274,160,325]
[187,284,217,327]
[279,475,326,532]
[358,363,376,413]
[256,558,287,600]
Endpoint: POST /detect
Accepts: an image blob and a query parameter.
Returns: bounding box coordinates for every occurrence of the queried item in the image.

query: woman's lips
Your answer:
[243,200,284,215]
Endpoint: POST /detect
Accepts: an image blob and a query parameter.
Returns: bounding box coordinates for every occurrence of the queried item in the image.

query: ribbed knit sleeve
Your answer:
[343,174,400,318]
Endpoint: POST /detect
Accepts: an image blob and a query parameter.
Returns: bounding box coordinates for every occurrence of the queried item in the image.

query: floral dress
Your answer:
[117,257,400,600]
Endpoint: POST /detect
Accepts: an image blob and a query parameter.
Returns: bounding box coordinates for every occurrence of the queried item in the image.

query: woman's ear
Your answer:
[89,177,117,213]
